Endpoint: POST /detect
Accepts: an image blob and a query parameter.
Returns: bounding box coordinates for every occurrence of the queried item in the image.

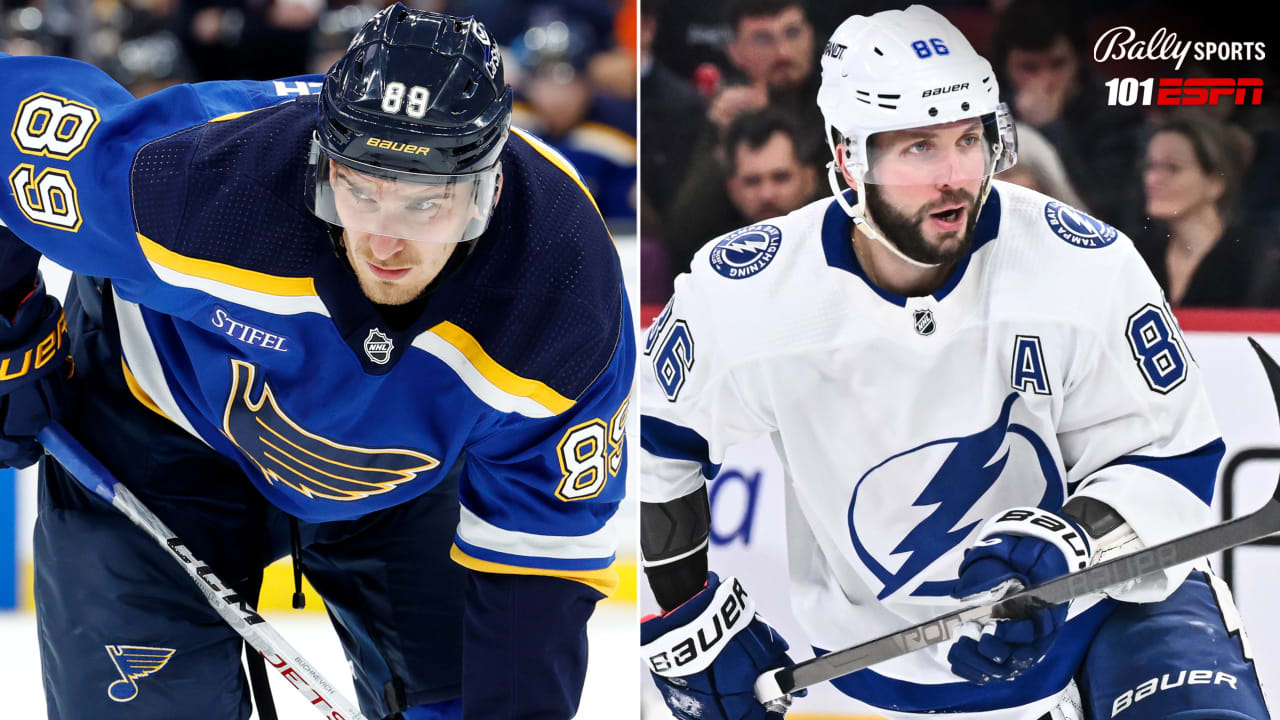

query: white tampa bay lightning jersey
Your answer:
[639,181,1225,718]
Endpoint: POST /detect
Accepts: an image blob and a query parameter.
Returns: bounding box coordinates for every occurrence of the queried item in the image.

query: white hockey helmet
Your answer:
[817,5,1017,266]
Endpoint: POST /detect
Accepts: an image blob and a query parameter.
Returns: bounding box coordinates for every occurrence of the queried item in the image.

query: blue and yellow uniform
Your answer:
[0,54,633,719]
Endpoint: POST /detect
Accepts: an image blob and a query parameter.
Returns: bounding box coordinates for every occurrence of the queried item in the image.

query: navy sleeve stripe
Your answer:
[640,415,721,480]
[1102,437,1226,505]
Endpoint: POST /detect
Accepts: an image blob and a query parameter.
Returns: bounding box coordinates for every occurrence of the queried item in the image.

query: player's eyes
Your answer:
[408,199,441,216]
[339,177,377,203]
[959,134,981,147]
[907,140,933,154]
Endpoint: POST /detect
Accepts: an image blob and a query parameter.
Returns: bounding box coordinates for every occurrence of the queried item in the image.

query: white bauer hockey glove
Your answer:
[641,573,805,720]
[947,507,1091,684]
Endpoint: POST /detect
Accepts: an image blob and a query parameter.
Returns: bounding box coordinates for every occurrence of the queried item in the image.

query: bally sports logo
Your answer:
[1094,27,1266,107]
[709,224,782,280]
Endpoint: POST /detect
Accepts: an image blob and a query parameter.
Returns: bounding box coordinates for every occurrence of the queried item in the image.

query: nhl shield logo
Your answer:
[364,328,394,365]
[913,309,935,336]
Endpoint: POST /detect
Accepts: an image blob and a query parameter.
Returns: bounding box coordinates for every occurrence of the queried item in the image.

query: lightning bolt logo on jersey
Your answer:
[222,358,440,501]
[105,645,175,702]
[708,224,782,279]
[849,393,1063,602]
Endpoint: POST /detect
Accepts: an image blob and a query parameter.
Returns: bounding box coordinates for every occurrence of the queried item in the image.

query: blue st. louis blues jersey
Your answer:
[0,54,634,595]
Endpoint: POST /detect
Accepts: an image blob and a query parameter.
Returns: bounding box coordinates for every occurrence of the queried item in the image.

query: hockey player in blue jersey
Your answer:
[0,4,633,719]
[639,6,1269,720]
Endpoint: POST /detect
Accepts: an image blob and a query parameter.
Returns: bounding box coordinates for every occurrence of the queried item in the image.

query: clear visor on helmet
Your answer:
[311,148,501,245]
[862,104,1018,186]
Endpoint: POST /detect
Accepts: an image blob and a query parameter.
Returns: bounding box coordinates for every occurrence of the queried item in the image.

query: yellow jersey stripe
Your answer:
[510,127,607,223]
[451,544,619,596]
[429,321,575,415]
[209,109,257,123]
[121,359,174,422]
[137,233,318,297]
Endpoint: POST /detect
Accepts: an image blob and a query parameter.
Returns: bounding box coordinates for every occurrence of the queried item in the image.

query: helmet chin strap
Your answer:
[825,162,944,270]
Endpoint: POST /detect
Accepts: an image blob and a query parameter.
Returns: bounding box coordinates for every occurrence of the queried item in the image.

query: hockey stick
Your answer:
[37,423,368,720]
[754,337,1280,706]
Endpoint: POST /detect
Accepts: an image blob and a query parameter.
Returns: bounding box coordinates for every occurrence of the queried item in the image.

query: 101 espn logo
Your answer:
[1094,27,1266,107]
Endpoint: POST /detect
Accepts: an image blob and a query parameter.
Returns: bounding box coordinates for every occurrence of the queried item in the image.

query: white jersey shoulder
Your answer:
[674,182,1150,366]
[980,180,1150,324]
[676,196,838,362]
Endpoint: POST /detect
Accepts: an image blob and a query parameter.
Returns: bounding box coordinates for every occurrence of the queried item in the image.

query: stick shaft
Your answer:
[769,498,1280,698]
[38,424,368,720]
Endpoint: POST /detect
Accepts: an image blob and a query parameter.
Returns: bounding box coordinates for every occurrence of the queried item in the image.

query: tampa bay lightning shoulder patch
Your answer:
[1043,201,1118,249]
[709,224,782,279]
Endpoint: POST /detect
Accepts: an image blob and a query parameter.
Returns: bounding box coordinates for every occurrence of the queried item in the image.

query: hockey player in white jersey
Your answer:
[639,5,1270,720]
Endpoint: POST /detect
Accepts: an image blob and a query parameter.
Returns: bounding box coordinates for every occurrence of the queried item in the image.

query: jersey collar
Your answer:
[821,186,1002,307]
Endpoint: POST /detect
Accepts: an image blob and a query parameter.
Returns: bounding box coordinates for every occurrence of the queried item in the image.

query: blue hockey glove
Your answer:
[0,274,72,469]
[947,507,1091,684]
[641,573,804,720]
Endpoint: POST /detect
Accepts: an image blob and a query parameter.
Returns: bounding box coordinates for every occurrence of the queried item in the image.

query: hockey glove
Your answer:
[641,573,804,720]
[0,273,72,469]
[947,507,1091,684]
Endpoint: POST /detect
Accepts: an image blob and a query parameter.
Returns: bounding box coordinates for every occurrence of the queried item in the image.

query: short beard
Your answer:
[863,184,980,266]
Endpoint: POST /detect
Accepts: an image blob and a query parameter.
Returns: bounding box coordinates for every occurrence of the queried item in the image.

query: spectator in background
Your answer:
[588,0,638,100]
[640,0,706,218]
[1137,114,1279,308]
[708,0,821,140]
[664,108,821,275]
[656,0,824,279]
[1162,61,1280,238]
[724,109,818,224]
[511,13,637,225]
[996,123,1089,211]
[991,0,1143,232]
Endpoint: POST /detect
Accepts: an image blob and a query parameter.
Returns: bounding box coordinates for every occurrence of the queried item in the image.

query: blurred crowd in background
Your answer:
[639,0,1280,310]
[7,0,1280,310]
[0,0,637,229]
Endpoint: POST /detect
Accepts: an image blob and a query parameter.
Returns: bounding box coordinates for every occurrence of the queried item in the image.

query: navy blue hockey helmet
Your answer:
[309,3,512,244]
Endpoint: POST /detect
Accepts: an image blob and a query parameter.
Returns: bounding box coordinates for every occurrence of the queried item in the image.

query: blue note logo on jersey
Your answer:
[708,225,782,279]
[848,393,1064,600]
[221,358,439,501]
[1044,201,1118,249]
[105,645,175,702]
